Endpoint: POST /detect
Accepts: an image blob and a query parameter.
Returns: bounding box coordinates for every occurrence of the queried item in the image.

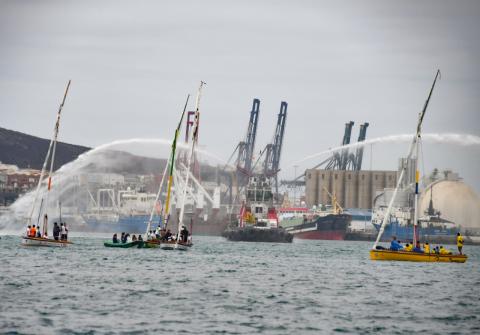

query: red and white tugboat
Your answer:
[222,175,293,243]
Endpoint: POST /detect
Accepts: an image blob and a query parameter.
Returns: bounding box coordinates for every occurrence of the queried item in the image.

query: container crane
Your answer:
[263,101,287,200]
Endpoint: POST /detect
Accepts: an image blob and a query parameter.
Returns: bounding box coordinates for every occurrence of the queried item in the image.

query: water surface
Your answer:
[0,235,478,334]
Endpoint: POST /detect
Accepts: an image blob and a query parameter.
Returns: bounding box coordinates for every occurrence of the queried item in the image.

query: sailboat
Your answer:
[22,80,73,247]
[162,81,205,251]
[369,70,467,263]
[136,94,191,249]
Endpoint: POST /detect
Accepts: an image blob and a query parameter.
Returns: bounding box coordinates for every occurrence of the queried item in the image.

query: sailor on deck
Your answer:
[389,236,403,251]
[412,241,423,253]
[457,233,464,255]
[25,225,31,237]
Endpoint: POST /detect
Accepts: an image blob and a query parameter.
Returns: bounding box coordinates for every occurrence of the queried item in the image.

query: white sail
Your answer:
[27,80,71,236]
[372,70,440,250]
[177,81,205,238]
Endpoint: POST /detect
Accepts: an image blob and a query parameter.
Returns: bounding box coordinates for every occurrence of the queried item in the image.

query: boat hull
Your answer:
[286,214,351,241]
[222,227,293,243]
[174,242,192,251]
[370,249,467,263]
[103,241,140,248]
[21,236,71,247]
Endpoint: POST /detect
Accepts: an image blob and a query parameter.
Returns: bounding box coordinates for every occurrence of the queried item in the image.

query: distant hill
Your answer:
[0,127,169,175]
[0,127,90,170]
[0,127,219,177]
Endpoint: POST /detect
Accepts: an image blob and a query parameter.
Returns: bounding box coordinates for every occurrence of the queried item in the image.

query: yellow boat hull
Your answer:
[370,249,467,263]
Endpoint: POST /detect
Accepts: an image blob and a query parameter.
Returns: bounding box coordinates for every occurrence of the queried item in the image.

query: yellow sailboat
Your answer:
[369,70,467,263]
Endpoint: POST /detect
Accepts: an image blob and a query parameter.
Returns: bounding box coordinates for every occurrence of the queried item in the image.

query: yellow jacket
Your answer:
[457,235,464,247]
[424,244,430,253]
[404,244,413,252]
[439,247,451,255]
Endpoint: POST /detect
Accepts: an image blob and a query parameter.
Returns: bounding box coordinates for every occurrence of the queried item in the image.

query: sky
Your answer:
[1,0,479,192]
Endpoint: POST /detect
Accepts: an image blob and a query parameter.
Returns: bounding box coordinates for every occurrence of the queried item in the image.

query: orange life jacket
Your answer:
[30,227,36,237]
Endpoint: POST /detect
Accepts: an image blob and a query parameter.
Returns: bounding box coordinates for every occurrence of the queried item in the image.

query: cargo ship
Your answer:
[283,190,351,240]
[371,186,459,241]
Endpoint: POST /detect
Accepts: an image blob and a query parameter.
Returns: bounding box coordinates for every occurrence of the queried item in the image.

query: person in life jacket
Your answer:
[424,242,430,254]
[404,243,413,252]
[30,225,37,238]
[439,246,451,255]
[457,232,464,255]
[26,225,31,237]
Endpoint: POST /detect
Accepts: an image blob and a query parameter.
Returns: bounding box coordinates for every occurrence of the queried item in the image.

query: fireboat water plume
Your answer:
[291,133,480,167]
[0,138,229,232]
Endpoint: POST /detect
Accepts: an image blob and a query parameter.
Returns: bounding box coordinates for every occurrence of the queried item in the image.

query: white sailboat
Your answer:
[22,80,73,247]
[369,70,467,263]
[170,81,205,251]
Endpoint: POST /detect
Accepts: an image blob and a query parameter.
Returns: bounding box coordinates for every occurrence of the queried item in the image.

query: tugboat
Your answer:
[222,175,293,243]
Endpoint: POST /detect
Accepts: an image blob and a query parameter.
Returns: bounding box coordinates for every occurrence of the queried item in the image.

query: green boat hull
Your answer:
[103,241,140,248]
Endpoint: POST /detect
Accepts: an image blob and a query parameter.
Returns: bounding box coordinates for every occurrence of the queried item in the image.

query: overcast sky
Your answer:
[1,0,479,192]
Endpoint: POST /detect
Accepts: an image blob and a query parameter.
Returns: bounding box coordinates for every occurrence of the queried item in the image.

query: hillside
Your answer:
[0,127,217,177]
[0,127,90,170]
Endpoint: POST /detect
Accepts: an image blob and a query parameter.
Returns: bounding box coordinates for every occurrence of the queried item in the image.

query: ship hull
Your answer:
[286,214,351,240]
[222,227,293,243]
[372,223,459,241]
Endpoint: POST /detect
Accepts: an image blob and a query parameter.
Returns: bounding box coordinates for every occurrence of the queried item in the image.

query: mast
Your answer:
[28,80,71,235]
[373,70,440,249]
[163,94,190,229]
[178,81,205,235]
[42,80,71,236]
[412,69,441,246]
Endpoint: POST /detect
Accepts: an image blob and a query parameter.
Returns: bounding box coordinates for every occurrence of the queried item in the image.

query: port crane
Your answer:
[262,101,287,201]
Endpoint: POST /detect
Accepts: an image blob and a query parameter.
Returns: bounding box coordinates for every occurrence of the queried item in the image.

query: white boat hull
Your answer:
[160,241,192,250]
[21,236,71,247]
[174,242,192,251]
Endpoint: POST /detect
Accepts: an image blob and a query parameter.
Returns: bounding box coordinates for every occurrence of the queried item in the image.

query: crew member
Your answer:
[424,242,430,254]
[112,233,119,243]
[53,222,60,240]
[404,243,413,252]
[439,246,451,255]
[457,232,464,255]
[60,223,67,240]
[412,241,423,253]
[25,225,31,237]
[30,225,37,238]
[389,236,403,251]
[180,225,189,243]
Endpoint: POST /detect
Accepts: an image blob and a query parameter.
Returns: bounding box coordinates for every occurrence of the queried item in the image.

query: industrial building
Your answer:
[305,169,397,209]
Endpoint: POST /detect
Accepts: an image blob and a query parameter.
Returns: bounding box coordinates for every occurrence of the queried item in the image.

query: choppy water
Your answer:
[0,235,479,334]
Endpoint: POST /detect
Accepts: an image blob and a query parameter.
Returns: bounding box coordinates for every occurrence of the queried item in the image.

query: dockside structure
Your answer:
[305,169,397,209]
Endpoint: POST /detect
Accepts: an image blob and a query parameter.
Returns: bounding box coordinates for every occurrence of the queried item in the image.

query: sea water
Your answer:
[0,235,478,334]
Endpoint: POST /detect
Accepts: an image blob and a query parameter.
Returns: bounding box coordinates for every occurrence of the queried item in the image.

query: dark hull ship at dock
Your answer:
[285,213,351,240]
